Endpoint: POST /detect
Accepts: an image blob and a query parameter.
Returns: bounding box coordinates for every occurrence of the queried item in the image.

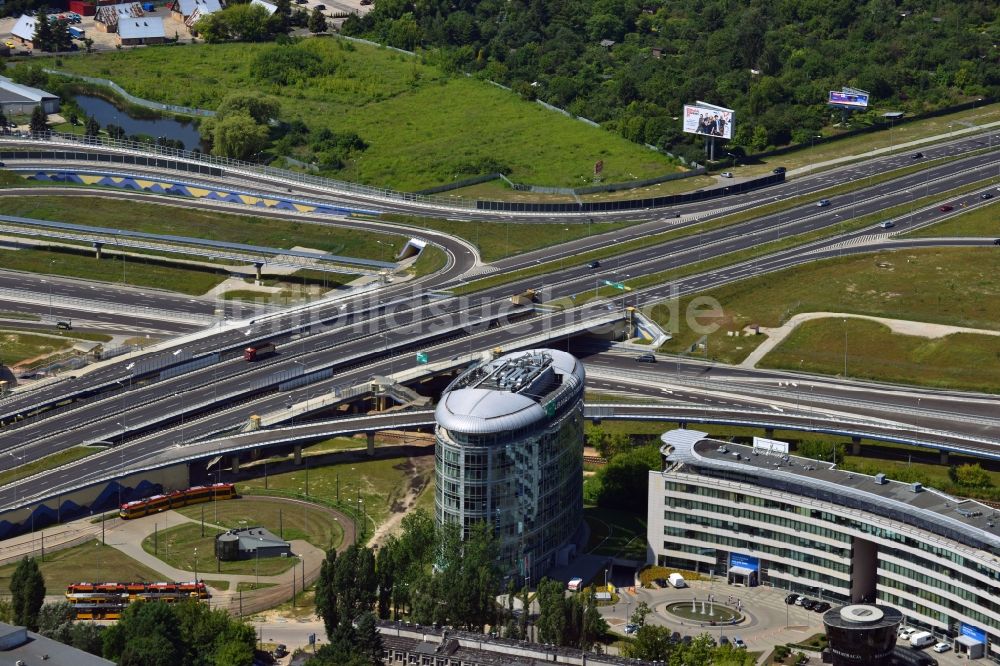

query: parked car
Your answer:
[733,637,746,649]
[653,578,668,588]
[794,596,807,606]
[625,623,638,635]
[878,221,895,229]
[932,642,951,653]
[670,632,682,644]
[772,166,786,174]
[812,601,831,612]
[899,627,917,640]
[912,152,924,159]
[939,204,954,212]
[719,636,730,646]
[816,199,831,207]
[784,594,800,605]
[315,3,325,8]
[994,239,1000,246]
[720,171,733,178]
[681,635,692,645]
[635,353,657,363]
[801,598,816,610]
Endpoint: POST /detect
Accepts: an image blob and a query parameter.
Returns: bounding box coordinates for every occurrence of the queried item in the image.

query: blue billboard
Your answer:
[828,90,869,109]
[960,623,987,644]
[729,553,759,571]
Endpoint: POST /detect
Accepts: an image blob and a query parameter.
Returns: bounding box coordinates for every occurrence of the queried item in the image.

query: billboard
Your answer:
[682,102,734,140]
[729,553,759,572]
[828,89,869,109]
[753,436,789,454]
[960,624,987,644]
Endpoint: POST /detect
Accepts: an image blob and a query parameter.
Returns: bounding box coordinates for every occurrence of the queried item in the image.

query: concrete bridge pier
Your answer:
[293,445,302,465]
[940,449,949,465]
[94,241,103,259]
[367,432,375,457]
[254,262,263,284]
[230,455,240,474]
[851,436,861,455]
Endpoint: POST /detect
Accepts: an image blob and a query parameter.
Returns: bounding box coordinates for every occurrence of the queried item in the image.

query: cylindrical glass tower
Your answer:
[434,349,585,581]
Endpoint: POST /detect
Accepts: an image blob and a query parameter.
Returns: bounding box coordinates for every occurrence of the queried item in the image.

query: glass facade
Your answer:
[652,473,1000,659]
[435,387,584,580]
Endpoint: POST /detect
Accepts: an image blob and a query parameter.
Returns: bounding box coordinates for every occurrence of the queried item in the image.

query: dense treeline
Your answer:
[343,0,998,160]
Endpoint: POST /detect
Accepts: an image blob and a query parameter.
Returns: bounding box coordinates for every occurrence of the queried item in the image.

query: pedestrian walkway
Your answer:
[741,311,1000,369]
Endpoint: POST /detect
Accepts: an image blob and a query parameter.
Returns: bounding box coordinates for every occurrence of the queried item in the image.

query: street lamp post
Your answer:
[194,547,198,584]
[843,318,848,377]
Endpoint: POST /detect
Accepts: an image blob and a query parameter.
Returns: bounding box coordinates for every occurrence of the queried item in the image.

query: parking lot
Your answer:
[596,579,984,664]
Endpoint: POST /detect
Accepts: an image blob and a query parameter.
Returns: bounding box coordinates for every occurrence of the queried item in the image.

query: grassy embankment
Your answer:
[31,39,676,191]
[141,523,299,577]
[0,539,163,590]
[0,446,104,486]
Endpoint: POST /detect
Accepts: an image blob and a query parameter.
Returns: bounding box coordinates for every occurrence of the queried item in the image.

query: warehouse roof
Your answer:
[0,75,59,104]
[10,15,38,41]
[119,16,165,39]
[175,0,222,16]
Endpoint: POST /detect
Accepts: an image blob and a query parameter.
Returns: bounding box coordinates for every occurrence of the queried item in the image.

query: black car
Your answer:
[588,260,601,268]
[784,594,799,605]
[912,152,924,159]
[981,192,993,200]
[654,577,668,588]
[800,598,816,610]
[812,601,831,612]
[994,239,1000,246]
[681,635,692,645]
[772,166,786,174]
[670,632,682,643]
[719,636,730,646]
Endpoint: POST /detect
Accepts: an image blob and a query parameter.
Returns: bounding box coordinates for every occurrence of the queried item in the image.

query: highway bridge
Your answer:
[0,128,997,539]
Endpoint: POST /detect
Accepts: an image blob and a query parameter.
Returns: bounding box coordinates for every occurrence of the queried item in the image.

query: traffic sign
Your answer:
[602,280,631,291]
[415,352,429,364]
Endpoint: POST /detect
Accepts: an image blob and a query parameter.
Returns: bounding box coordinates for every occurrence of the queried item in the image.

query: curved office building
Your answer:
[648,430,1000,663]
[434,349,585,579]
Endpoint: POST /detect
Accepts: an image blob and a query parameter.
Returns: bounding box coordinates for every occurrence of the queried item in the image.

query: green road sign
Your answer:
[602,280,631,291]
[416,352,429,364]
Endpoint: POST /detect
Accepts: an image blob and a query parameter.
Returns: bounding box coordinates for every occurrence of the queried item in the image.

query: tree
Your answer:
[102,602,183,664]
[37,601,74,642]
[31,9,53,51]
[535,578,568,646]
[315,548,340,639]
[211,112,269,160]
[631,600,651,628]
[223,3,272,41]
[353,612,383,665]
[580,588,608,650]
[29,105,49,135]
[954,463,993,488]
[51,19,72,52]
[84,115,101,138]
[269,0,291,33]
[216,93,279,125]
[10,557,45,631]
[308,6,328,33]
[622,624,672,659]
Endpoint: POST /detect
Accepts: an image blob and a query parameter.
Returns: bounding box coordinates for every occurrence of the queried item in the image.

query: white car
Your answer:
[932,642,951,653]
[899,627,917,640]
[733,637,746,649]
[720,171,733,178]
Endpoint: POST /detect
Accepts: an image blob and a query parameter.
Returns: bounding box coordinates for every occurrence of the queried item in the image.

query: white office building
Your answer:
[435,349,585,580]
[648,429,1000,662]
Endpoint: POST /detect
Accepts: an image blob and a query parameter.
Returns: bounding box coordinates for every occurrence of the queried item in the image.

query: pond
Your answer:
[73,94,206,151]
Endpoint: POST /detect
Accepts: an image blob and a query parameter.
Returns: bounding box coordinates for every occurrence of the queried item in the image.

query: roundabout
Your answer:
[664,600,744,625]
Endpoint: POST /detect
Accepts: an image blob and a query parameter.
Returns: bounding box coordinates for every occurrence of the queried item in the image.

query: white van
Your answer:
[567,577,583,592]
[668,573,686,588]
[909,631,935,648]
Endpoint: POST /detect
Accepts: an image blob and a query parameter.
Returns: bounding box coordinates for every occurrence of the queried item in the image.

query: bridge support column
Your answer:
[94,242,103,259]
[293,445,302,465]
[254,262,263,284]
[764,428,774,439]
[940,450,949,465]
[367,432,375,457]
[678,421,686,429]
[851,437,861,456]
[230,456,240,474]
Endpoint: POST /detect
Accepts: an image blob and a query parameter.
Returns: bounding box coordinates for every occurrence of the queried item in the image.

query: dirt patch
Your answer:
[367,455,433,548]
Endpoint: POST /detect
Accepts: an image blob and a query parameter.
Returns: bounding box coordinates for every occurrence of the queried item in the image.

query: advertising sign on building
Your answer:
[729,553,760,571]
[960,624,987,644]
[682,101,735,140]
[753,436,790,454]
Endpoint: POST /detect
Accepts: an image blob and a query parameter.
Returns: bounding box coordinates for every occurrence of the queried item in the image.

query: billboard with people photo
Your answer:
[828,89,869,109]
[682,103,734,140]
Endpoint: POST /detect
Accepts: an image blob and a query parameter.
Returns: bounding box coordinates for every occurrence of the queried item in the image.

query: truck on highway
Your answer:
[510,289,537,306]
[244,342,276,361]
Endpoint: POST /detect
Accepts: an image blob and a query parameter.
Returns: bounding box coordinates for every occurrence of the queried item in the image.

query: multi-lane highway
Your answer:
[0,130,997,517]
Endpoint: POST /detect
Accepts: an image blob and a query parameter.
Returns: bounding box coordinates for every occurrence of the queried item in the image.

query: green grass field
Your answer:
[760,318,1000,393]
[30,39,677,190]
[583,506,647,560]
[141,523,299,577]
[0,246,226,296]
[0,539,164,591]
[0,446,103,487]
[649,246,1000,367]
[173,497,344,552]
[0,330,74,367]
[3,196,405,258]
[903,201,1000,238]
[238,455,431,531]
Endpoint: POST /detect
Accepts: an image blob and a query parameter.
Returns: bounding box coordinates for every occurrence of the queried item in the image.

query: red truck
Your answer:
[244,342,276,361]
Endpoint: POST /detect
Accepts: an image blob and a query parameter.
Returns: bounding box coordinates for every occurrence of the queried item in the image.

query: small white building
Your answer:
[10,15,39,47]
[118,16,166,45]
[95,3,144,33]
[0,75,61,116]
[172,0,223,21]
